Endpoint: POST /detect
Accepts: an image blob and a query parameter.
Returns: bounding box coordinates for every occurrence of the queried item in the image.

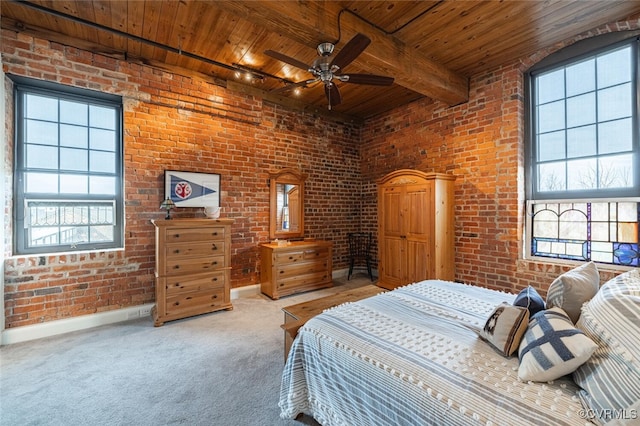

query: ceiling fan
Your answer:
[265,33,394,109]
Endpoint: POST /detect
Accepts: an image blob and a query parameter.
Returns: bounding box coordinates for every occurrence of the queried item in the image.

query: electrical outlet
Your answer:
[139,306,152,317]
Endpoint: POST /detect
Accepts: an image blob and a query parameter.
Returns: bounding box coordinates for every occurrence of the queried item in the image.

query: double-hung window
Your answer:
[13,77,124,255]
[526,36,640,267]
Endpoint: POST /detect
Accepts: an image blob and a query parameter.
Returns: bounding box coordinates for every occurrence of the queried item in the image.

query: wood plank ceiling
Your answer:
[2,1,640,122]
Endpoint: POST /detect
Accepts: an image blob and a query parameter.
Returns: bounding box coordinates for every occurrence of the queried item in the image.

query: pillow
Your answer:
[518,307,597,382]
[479,303,529,356]
[546,261,600,323]
[573,269,640,426]
[513,285,545,317]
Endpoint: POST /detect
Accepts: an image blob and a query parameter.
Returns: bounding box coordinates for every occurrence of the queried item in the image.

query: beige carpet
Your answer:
[0,274,375,426]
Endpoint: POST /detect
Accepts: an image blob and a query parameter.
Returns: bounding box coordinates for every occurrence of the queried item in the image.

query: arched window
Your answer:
[525,34,640,267]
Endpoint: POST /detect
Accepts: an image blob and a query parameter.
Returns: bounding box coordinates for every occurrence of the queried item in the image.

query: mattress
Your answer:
[279,280,593,426]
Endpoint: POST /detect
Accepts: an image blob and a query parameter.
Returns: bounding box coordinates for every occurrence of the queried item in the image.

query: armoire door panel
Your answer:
[406,240,431,283]
[405,187,431,241]
[382,191,403,236]
[380,237,404,285]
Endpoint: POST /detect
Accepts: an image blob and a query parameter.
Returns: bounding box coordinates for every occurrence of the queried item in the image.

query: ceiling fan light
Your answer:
[317,42,334,57]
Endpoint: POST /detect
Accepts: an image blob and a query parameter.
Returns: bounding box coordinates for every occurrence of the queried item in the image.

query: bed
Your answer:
[279,266,640,426]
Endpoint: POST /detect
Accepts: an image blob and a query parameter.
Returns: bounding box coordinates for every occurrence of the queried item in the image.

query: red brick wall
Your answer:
[3,19,637,329]
[2,30,361,328]
[359,21,638,295]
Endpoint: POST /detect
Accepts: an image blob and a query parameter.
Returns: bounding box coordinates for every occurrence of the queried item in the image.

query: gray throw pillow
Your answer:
[546,261,599,323]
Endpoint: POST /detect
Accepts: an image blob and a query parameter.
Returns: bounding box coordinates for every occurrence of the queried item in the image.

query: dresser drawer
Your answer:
[165,270,226,296]
[165,254,226,276]
[165,241,226,259]
[164,286,229,317]
[275,247,329,263]
[276,259,329,278]
[164,226,226,243]
[278,270,331,290]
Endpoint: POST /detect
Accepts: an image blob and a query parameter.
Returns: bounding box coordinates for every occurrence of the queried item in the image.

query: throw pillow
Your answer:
[513,285,545,317]
[480,303,529,356]
[573,269,640,426]
[546,261,600,323]
[518,307,597,382]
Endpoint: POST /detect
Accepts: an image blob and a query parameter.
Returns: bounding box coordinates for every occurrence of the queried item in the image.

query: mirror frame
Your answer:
[269,168,306,240]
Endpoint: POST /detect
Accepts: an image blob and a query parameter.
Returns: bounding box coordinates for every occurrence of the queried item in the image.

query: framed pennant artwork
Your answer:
[164,170,221,208]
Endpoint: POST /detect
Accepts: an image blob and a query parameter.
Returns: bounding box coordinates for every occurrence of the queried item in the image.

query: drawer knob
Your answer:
[175,234,180,238]
[211,277,218,282]
[211,261,218,266]
[211,243,218,250]
[173,249,180,254]
[212,232,218,236]
[212,295,218,299]
[174,265,180,269]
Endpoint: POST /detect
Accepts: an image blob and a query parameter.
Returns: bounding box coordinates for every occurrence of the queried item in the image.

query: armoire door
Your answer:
[379,186,404,288]
[404,182,433,283]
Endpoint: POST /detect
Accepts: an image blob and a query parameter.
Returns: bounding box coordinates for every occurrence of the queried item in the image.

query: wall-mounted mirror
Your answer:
[269,168,306,240]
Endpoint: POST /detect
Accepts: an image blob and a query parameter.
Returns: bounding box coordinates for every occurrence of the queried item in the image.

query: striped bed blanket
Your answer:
[279,280,593,426]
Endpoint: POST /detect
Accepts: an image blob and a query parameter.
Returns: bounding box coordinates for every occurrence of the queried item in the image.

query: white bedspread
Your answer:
[279,280,594,426]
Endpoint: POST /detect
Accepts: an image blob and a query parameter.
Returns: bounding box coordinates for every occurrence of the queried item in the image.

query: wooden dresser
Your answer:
[260,240,333,299]
[152,218,234,326]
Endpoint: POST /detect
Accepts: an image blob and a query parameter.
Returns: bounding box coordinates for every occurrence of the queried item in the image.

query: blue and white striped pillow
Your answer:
[518,307,597,382]
[573,269,640,425]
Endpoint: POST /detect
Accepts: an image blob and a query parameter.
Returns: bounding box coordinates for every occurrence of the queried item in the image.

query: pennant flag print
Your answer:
[164,171,220,207]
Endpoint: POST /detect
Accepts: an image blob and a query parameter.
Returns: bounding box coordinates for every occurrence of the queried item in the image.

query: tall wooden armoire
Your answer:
[377,170,456,290]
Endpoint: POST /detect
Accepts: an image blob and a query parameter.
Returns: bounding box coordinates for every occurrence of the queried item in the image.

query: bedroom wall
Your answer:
[3,18,637,330]
[1,29,362,329]
[359,19,638,295]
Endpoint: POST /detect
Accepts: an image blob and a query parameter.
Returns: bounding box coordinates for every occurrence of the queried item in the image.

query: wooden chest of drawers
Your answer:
[260,240,333,299]
[152,218,233,326]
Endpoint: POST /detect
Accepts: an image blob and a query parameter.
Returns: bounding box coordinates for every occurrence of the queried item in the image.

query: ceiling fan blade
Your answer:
[325,83,342,107]
[270,78,319,94]
[341,74,394,86]
[264,50,310,71]
[330,33,371,70]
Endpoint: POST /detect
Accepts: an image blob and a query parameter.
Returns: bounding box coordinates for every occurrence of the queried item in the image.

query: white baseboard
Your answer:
[0,303,156,346]
[0,285,266,346]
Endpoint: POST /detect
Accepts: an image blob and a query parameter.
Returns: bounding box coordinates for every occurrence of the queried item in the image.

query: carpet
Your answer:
[0,275,373,425]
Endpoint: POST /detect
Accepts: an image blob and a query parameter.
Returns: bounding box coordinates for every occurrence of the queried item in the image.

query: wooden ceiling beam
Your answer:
[213,1,469,106]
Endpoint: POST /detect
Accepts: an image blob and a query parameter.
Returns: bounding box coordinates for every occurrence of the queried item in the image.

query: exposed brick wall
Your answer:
[3,18,638,329]
[359,21,639,295]
[2,30,361,328]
